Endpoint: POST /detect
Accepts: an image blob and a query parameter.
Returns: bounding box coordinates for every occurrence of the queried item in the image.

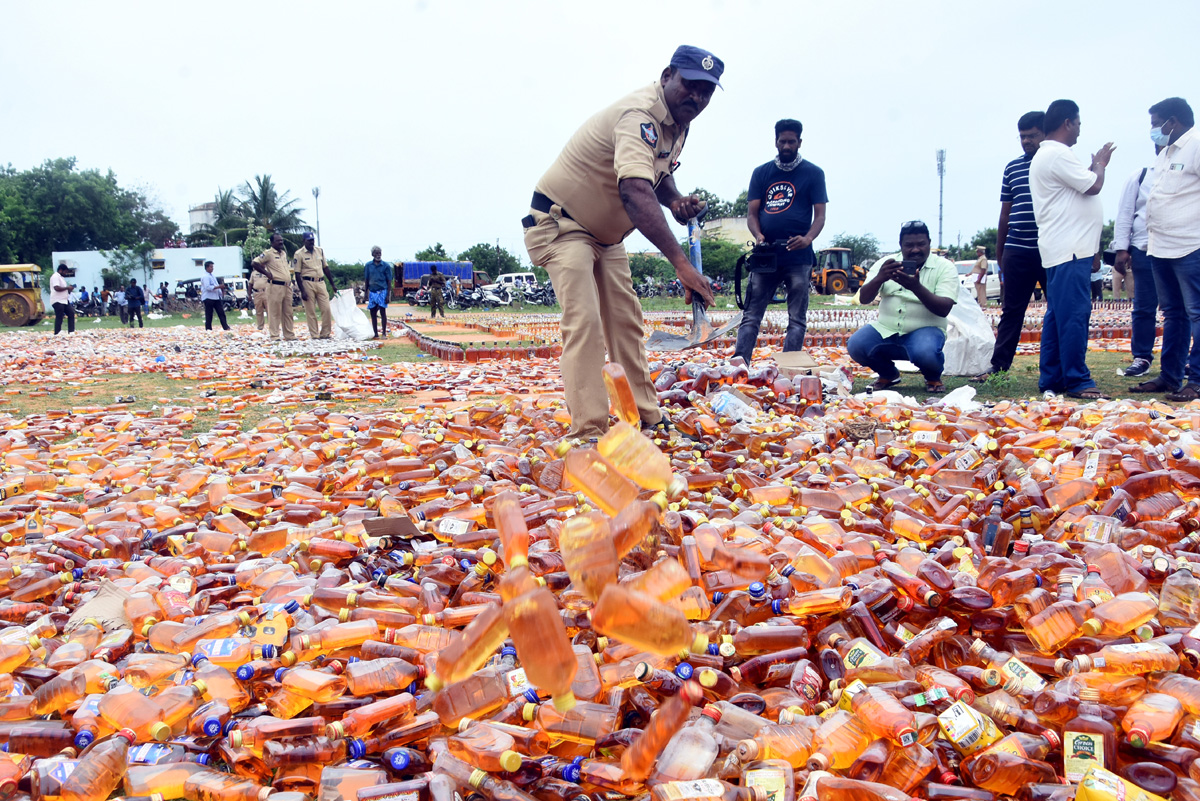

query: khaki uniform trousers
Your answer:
[975,281,988,307]
[300,280,332,338]
[254,291,268,330]
[430,289,446,318]
[267,282,295,340]
[524,210,660,439]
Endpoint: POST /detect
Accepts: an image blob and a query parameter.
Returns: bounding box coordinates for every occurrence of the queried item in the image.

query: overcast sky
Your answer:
[4,1,1198,265]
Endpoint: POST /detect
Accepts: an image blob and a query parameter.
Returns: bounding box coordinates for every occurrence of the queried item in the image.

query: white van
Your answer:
[490,272,539,291]
[219,276,249,303]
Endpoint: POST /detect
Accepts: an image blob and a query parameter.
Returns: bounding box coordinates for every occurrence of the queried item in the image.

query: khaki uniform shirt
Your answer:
[250,272,269,292]
[534,81,689,245]
[293,246,327,281]
[428,273,447,293]
[252,248,292,283]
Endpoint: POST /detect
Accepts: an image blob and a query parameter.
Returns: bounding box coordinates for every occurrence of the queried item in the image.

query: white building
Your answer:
[703,216,752,246]
[52,245,244,293]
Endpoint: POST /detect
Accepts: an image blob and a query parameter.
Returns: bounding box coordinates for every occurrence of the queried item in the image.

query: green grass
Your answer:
[851,351,1153,403]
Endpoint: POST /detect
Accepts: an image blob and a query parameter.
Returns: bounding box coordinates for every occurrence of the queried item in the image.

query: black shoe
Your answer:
[1130,378,1176,394]
[1167,384,1200,402]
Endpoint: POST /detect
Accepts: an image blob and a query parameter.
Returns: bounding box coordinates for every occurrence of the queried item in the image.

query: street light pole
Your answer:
[312,187,321,246]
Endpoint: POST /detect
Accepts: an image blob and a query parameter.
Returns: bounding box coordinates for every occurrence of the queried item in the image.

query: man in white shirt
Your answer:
[1138,97,1200,401]
[200,260,231,332]
[1117,155,1160,382]
[1029,99,1115,400]
[49,264,76,335]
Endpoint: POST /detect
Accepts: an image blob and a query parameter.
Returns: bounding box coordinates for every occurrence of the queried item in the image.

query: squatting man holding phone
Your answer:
[847,221,960,394]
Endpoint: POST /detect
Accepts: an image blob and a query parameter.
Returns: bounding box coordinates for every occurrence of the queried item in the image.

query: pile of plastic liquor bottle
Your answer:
[6,364,1200,801]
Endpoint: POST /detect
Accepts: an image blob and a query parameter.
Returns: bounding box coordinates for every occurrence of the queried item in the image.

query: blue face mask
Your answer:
[1151,125,1171,147]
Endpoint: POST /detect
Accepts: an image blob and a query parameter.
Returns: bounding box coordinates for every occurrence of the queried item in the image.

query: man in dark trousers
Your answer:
[975,111,1046,381]
[126,278,145,328]
[428,265,447,320]
[733,118,827,365]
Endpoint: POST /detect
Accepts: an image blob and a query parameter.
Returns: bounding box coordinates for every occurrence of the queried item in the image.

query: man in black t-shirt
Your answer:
[734,119,828,364]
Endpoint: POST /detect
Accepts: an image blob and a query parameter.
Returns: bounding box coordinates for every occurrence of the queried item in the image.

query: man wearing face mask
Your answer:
[1135,97,1200,401]
[733,118,828,365]
[848,221,959,394]
[523,46,721,440]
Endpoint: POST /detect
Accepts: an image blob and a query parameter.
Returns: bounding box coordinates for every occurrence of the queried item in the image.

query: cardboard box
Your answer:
[775,351,820,378]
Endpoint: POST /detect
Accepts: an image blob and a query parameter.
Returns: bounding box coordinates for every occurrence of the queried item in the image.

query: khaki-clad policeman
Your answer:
[293,231,335,339]
[250,270,269,331]
[250,233,297,341]
[523,45,722,440]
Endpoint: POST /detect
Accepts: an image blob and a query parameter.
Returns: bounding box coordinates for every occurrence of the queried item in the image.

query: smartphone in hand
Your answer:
[900,260,920,276]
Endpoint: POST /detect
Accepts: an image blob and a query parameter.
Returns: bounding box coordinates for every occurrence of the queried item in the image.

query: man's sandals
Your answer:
[1066,388,1108,401]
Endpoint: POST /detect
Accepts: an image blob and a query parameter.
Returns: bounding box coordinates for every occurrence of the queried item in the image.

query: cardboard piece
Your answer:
[65,580,133,633]
[362,515,422,540]
[775,351,820,378]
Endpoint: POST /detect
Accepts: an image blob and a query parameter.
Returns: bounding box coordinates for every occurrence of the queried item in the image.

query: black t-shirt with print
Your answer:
[748,159,829,267]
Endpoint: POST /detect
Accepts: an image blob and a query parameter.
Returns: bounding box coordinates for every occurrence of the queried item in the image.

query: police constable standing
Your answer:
[251,233,297,341]
[250,268,269,332]
[428,265,447,321]
[293,231,335,339]
[523,46,721,440]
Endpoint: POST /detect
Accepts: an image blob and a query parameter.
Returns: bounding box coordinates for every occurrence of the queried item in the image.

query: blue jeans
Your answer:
[733,264,811,364]
[848,325,946,382]
[1151,246,1200,388]
[1129,247,1158,363]
[1039,257,1095,393]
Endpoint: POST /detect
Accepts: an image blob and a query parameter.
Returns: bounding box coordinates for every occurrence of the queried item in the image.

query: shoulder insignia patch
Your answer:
[640,122,658,147]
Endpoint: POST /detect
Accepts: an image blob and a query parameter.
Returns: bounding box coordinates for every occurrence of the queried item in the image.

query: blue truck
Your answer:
[396,261,483,299]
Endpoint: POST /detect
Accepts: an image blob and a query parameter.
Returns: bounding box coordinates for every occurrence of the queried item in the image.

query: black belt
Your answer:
[302,276,321,282]
[269,280,286,286]
[523,192,573,229]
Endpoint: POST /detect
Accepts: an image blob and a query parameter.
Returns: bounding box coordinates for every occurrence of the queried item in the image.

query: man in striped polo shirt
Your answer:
[975,111,1046,381]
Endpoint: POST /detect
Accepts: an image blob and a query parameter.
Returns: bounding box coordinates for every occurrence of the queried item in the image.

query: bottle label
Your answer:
[1108,643,1157,654]
[744,768,788,801]
[1082,450,1102,480]
[660,779,725,800]
[909,687,950,707]
[504,668,530,696]
[46,760,76,785]
[244,615,288,647]
[1080,585,1115,604]
[1064,731,1105,782]
[893,624,918,643]
[938,700,1003,755]
[985,736,1028,759]
[842,642,884,669]
[1080,518,1116,544]
[1001,657,1046,692]
[955,448,982,471]
[837,679,868,711]
[437,518,471,537]
[195,638,240,658]
[912,430,938,443]
[129,743,173,765]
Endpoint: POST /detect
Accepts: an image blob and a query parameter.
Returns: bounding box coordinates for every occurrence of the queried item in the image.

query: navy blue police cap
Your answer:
[670,45,724,88]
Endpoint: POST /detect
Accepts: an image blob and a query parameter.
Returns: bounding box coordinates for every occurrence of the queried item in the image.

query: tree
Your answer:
[414,243,450,261]
[456,243,522,278]
[731,190,749,218]
[970,228,999,258]
[629,252,674,282]
[689,187,734,220]
[677,237,746,282]
[328,259,365,287]
[0,157,180,271]
[187,188,249,247]
[829,232,882,266]
[1101,219,1115,254]
[100,243,154,289]
[241,224,271,267]
[239,175,309,247]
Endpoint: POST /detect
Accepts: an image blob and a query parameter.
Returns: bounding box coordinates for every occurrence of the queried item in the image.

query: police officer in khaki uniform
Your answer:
[523,46,722,440]
[293,232,335,339]
[250,269,269,331]
[250,233,297,341]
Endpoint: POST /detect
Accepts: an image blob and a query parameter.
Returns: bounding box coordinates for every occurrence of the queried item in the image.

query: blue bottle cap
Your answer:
[780,565,795,577]
[771,599,784,615]
[274,667,288,682]
[390,750,411,771]
[0,744,6,753]
[348,738,366,760]
[261,644,277,659]
[235,665,255,681]
[72,568,84,581]
[347,656,361,665]
[459,559,473,571]
[74,731,95,748]
[748,582,766,599]
[524,688,541,704]
[195,753,212,766]
[1173,447,1185,459]
[675,662,694,680]
[224,720,238,735]
[372,568,386,579]
[284,599,300,614]
[707,643,720,656]
[203,717,221,736]
[191,654,208,666]
[711,591,726,604]
[844,581,860,591]
[561,763,581,782]
[501,646,517,658]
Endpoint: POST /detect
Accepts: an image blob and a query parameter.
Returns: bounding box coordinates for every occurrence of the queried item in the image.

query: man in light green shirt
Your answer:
[848,220,959,393]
